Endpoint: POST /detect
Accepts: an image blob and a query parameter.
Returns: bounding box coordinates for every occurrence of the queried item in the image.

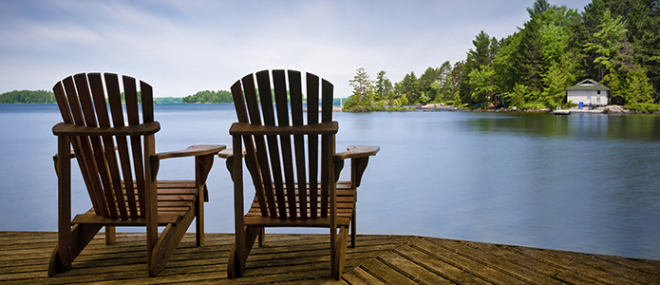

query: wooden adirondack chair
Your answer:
[49,73,225,277]
[222,69,380,280]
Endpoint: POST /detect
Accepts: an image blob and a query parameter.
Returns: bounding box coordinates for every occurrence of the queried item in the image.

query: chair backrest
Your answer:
[230,69,335,221]
[53,73,155,221]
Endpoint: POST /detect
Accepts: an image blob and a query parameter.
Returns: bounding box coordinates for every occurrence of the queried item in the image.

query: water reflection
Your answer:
[2,105,660,261]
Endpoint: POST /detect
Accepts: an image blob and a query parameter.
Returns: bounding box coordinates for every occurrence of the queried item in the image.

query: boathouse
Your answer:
[566,79,610,107]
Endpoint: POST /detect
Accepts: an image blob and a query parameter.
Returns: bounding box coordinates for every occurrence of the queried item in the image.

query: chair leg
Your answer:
[148,208,196,277]
[48,224,102,276]
[258,227,265,247]
[333,226,348,280]
[196,189,205,246]
[350,208,356,248]
[105,226,116,245]
[227,244,241,279]
[227,226,262,279]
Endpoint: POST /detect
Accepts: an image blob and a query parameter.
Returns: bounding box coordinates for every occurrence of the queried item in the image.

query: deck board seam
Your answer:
[374,255,427,285]
[3,232,658,284]
[456,242,580,284]
[395,244,490,285]
[369,241,455,285]
[353,262,403,285]
[589,254,660,281]
[424,241,533,284]
[428,239,565,285]
[409,241,529,285]
[365,241,422,284]
[508,247,629,285]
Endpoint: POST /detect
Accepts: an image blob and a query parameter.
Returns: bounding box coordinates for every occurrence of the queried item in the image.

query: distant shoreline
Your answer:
[1,102,655,115]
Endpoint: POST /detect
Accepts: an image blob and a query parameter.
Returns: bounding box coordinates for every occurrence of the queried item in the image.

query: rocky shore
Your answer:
[416,103,649,114]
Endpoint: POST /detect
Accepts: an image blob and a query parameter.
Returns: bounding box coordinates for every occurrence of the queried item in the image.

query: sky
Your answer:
[0,0,593,98]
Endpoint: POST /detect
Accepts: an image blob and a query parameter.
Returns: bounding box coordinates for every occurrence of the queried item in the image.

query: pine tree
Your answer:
[626,69,654,104]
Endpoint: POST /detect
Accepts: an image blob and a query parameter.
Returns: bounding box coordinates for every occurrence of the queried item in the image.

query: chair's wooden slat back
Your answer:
[320,77,334,218]
[53,73,154,221]
[231,69,334,220]
[306,73,320,219]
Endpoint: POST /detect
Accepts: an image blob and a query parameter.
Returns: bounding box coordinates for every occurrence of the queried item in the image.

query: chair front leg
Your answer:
[196,186,205,246]
[194,154,215,246]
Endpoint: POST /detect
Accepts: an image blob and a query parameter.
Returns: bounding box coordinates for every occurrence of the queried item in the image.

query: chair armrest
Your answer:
[153,145,226,160]
[334,145,380,160]
[52,121,160,136]
[150,145,226,200]
[333,145,380,188]
[218,147,246,159]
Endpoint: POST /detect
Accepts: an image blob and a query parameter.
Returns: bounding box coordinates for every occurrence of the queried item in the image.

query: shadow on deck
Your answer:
[1,232,658,284]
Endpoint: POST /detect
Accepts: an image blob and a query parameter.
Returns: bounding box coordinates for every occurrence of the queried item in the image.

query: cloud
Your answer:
[0,0,593,97]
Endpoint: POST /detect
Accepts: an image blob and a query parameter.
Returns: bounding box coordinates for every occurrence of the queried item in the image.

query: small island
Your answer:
[0,90,56,103]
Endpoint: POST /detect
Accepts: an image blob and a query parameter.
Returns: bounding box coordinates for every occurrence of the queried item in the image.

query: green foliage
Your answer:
[182,90,232,103]
[397,94,409,107]
[154,97,183,104]
[468,64,496,104]
[398,72,421,103]
[503,84,527,108]
[418,92,431,105]
[452,92,462,108]
[0,90,55,103]
[344,67,375,112]
[521,102,547,110]
[541,63,568,108]
[601,67,625,104]
[375,71,393,102]
[583,9,628,81]
[350,0,660,110]
[624,103,660,113]
[625,69,654,104]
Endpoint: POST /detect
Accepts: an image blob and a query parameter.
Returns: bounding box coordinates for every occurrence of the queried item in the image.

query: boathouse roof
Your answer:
[565,79,610,91]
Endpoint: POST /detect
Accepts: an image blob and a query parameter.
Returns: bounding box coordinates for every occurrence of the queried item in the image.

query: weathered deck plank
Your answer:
[1,232,658,284]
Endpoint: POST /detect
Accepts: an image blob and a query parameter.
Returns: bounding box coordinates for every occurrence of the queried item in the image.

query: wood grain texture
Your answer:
[5,232,659,284]
[226,70,380,280]
[50,73,223,277]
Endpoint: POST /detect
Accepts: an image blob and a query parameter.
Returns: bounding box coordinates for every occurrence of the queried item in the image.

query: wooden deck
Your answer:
[1,232,658,284]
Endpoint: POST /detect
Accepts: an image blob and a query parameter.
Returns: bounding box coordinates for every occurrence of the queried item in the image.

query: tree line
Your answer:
[182,90,233,103]
[0,89,230,104]
[345,0,659,112]
[0,90,56,103]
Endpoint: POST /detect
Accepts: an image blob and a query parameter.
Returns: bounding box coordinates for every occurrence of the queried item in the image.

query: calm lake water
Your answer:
[2,104,660,261]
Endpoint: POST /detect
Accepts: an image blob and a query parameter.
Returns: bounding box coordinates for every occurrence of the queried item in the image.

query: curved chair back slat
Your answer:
[230,69,335,220]
[52,73,155,221]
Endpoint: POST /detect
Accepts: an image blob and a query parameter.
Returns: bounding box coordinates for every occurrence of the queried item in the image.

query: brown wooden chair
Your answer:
[221,69,380,280]
[49,73,225,277]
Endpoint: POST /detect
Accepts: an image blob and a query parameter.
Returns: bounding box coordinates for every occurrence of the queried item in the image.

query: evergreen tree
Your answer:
[602,67,625,104]
[344,67,374,111]
[399,72,421,103]
[626,69,654,104]
[515,14,544,92]
[575,0,609,81]
[584,9,628,81]
[541,63,568,107]
[449,61,464,103]
[609,0,660,99]
[375,71,391,102]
